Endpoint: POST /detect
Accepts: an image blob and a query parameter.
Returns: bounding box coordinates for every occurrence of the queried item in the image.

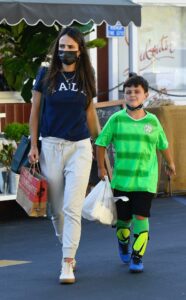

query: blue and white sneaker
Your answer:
[118,240,131,264]
[129,255,144,273]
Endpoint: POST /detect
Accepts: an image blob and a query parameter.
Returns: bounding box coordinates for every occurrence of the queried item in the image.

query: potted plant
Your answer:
[3,122,29,143]
[0,141,16,170]
[0,122,29,194]
[0,140,17,194]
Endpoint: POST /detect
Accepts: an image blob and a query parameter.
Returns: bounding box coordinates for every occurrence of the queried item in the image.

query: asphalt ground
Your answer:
[0,195,186,300]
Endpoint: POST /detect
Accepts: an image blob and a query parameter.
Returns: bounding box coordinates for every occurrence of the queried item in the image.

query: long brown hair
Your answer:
[44,27,96,107]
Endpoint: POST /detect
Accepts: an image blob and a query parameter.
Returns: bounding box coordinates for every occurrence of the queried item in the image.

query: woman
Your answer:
[29,27,98,284]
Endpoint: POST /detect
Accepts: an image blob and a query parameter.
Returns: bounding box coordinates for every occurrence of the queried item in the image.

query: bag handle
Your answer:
[29,162,41,175]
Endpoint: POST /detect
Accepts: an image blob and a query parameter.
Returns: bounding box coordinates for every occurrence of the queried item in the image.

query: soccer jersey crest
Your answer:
[144,124,153,134]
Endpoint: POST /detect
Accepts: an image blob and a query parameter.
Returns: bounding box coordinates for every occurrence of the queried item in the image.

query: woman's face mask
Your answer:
[58,50,78,65]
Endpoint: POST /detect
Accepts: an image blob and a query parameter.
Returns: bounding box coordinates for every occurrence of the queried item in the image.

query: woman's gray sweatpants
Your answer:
[40,137,92,258]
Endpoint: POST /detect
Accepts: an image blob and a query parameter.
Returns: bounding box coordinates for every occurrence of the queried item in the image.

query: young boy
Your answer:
[95,74,176,273]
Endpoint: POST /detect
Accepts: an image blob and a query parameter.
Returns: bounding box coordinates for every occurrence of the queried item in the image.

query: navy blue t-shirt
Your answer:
[33,67,91,141]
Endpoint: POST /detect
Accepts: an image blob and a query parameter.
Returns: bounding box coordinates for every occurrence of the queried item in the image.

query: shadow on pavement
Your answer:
[0,195,186,300]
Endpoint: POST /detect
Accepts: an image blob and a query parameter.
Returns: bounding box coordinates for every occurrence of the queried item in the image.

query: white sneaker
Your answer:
[72,259,76,271]
[61,259,77,271]
[59,260,75,284]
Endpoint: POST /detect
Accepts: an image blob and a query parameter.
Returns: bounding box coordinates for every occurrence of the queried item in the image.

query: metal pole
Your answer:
[128,22,139,73]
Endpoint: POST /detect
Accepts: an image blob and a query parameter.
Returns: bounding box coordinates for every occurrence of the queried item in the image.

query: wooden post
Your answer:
[0,113,6,132]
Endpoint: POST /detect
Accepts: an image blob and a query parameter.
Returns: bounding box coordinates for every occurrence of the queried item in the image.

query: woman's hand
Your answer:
[28,145,39,164]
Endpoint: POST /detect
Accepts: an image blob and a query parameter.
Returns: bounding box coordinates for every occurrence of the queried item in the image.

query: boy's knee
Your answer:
[134,215,147,220]
[133,215,149,233]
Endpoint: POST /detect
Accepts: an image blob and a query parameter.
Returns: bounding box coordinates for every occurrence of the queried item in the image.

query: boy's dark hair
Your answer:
[123,73,149,93]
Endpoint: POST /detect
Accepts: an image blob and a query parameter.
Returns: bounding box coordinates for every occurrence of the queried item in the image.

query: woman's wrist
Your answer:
[98,166,106,171]
[31,144,38,149]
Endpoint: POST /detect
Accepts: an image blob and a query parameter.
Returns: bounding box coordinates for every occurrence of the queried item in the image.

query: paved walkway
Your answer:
[0,196,186,300]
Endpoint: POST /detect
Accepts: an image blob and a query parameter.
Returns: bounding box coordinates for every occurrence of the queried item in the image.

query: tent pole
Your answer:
[108,37,119,101]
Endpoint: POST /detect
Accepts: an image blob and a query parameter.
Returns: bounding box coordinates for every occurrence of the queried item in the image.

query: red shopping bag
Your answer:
[16,166,48,217]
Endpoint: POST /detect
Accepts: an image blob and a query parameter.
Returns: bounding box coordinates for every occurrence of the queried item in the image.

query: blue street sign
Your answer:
[106,22,125,38]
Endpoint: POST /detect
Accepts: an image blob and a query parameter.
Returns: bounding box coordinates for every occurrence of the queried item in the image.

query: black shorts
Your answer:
[113,189,155,220]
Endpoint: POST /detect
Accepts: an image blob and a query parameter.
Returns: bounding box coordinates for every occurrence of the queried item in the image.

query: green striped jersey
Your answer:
[95,109,168,193]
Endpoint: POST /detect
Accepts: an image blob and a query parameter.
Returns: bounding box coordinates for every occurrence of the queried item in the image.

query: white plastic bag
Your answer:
[82,176,117,225]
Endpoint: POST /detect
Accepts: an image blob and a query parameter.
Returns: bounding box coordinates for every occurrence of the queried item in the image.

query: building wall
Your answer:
[0,103,31,132]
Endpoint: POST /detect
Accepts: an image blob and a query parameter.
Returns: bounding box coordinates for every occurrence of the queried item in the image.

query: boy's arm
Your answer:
[96,146,107,180]
[160,148,176,176]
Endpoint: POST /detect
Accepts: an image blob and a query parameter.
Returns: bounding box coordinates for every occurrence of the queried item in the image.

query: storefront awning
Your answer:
[0,0,141,27]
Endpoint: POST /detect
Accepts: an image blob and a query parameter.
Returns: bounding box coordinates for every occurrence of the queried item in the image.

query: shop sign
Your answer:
[106,22,125,38]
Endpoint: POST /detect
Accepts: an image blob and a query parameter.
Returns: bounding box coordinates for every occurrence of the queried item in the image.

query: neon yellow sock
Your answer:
[132,216,149,257]
[116,219,131,244]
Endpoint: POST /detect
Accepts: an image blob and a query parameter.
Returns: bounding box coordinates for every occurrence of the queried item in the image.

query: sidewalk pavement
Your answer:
[0,195,186,300]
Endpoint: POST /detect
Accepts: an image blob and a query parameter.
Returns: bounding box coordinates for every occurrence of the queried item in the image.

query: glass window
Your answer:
[118,6,186,102]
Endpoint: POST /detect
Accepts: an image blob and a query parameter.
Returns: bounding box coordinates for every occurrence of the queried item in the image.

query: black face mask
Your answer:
[126,103,144,111]
[58,50,78,65]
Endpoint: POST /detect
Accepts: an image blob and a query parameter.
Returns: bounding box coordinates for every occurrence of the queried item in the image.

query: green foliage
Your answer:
[86,38,107,48]
[70,21,107,49]
[0,21,107,102]
[4,122,29,143]
[71,20,95,35]
[0,21,60,102]
[0,143,15,169]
